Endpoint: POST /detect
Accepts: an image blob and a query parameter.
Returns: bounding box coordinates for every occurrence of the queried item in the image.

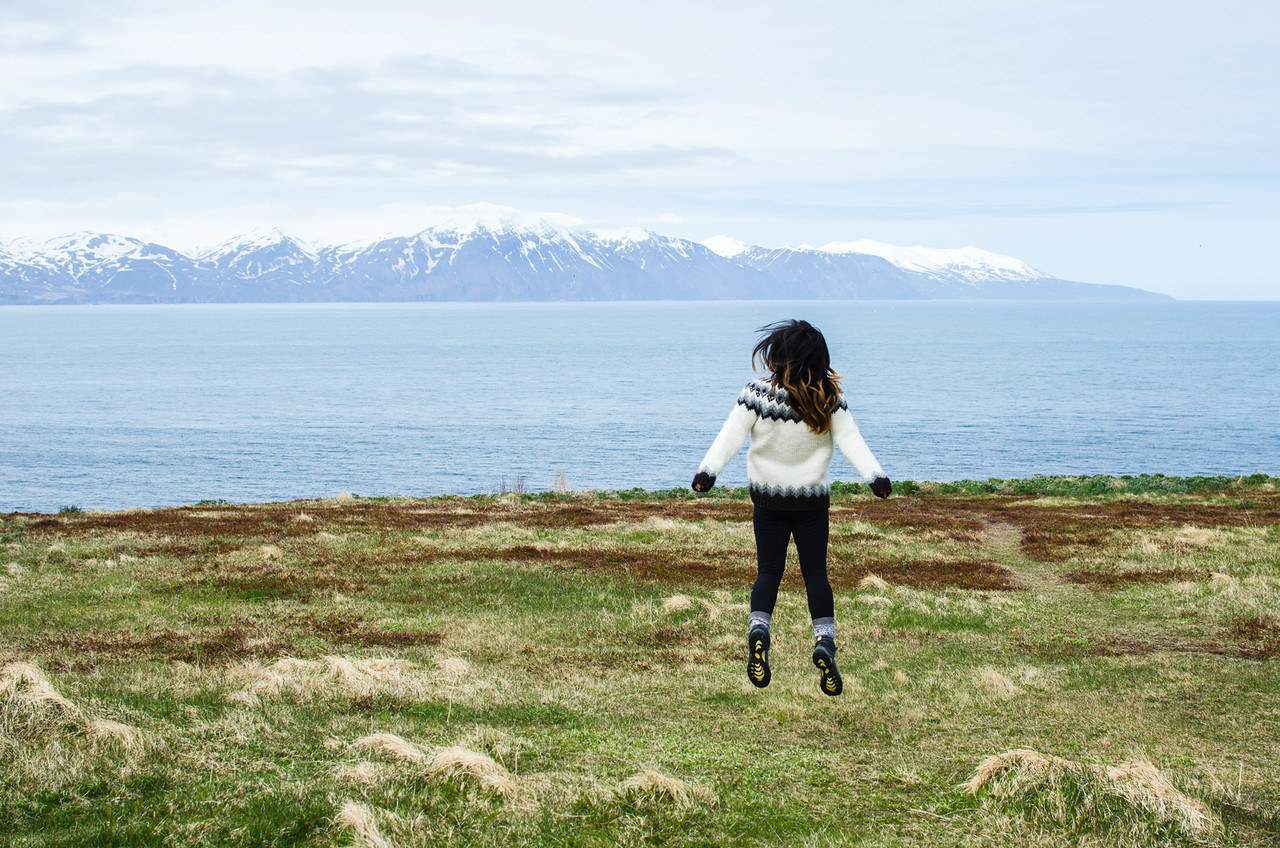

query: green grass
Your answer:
[2,476,1278,847]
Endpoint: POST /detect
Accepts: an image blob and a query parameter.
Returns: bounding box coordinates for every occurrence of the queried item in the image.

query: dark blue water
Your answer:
[1,301,1277,512]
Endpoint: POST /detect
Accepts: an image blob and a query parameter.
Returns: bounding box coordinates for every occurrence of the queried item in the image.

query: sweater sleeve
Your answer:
[696,393,757,482]
[830,403,885,482]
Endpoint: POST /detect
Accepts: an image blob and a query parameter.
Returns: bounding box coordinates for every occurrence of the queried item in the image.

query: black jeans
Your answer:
[750,505,833,620]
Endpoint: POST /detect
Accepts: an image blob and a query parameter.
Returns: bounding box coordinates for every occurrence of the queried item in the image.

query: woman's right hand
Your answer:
[869,476,892,499]
[692,472,716,493]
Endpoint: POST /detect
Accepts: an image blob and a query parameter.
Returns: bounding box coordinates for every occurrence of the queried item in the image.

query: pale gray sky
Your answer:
[3,0,1278,298]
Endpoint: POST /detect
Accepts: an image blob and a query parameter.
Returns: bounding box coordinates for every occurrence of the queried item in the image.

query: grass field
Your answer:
[2,476,1279,847]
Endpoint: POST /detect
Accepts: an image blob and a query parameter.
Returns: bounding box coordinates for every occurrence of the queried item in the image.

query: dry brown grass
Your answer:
[435,656,472,684]
[332,761,390,787]
[1,661,83,735]
[84,717,150,754]
[975,668,1021,700]
[349,732,428,764]
[1,662,151,754]
[334,800,391,848]
[424,746,519,799]
[617,769,716,810]
[838,558,1021,591]
[348,734,518,801]
[1209,572,1240,595]
[859,574,890,592]
[964,748,1216,837]
[228,655,428,704]
[1063,568,1200,589]
[661,593,695,612]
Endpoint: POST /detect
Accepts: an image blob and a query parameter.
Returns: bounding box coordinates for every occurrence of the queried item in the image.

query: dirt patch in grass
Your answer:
[14,503,496,543]
[11,500,748,550]
[181,559,372,600]
[1097,636,1280,662]
[292,612,443,648]
[833,558,1021,591]
[1228,617,1280,659]
[513,501,752,528]
[1063,568,1202,589]
[23,612,443,670]
[1026,629,1280,662]
[424,544,745,584]
[835,493,1280,560]
[29,624,291,670]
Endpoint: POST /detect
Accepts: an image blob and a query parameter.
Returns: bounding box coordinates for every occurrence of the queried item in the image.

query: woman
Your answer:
[692,319,892,696]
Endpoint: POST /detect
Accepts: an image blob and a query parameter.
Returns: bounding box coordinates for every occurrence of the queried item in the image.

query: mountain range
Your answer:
[0,208,1168,304]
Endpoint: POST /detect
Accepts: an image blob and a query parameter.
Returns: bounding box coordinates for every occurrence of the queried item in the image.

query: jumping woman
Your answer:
[692,319,892,696]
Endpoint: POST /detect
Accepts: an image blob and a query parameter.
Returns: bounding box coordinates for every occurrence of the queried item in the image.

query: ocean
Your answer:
[1,300,1277,512]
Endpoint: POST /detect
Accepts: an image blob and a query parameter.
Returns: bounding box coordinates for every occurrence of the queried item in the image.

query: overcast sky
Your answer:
[3,1,1278,298]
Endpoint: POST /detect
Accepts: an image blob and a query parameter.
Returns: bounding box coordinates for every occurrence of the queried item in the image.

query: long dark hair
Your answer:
[752,319,842,433]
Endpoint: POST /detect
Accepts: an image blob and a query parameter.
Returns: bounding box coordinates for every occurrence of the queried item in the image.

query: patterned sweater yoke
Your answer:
[696,379,885,510]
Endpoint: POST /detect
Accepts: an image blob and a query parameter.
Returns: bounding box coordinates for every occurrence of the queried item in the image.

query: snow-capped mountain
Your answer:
[818,239,1042,283]
[0,211,1167,304]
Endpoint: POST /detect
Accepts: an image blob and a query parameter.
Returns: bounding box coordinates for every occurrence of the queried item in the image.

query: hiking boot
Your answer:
[812,636,843,696]
[747,626,771,688]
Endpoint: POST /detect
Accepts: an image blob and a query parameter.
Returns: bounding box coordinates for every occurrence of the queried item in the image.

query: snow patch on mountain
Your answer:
[820,239,1043,282]
[416,203,582,238]
[591,226,657,245]
[702,235,751,258]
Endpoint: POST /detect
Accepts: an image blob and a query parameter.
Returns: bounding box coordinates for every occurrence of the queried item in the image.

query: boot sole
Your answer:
[747,634,770,688]
[813,650,843,697]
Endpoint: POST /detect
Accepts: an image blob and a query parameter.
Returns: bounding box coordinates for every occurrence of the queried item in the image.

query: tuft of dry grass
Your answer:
[424,745,519,799]
[350,732,428,765]
[1172,525,1218,548]
[617,769,716,811]
[964,748,1216,837]
[859,574,891,592]
[84,717,150,754]
[661,594,694,613]
[1209,572,1240,595]
[435,656,471,684]
[1,662,151,754]
[1,661,83,735]
[334,800,391,848]
[228,655,428,704]
[975,668,1021,700]
[332,760,390,787]
[348,734,519,800]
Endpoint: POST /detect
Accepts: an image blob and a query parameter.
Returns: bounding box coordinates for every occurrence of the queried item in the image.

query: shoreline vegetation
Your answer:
[2,474,1278,846]
[29,472,1280,517]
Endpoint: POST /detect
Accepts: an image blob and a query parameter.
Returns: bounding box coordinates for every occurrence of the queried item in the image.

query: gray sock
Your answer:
[813,617,836,642]
[748,611,771,632]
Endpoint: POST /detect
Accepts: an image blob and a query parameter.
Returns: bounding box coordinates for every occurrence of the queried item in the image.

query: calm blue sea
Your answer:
[1,301,1277,512]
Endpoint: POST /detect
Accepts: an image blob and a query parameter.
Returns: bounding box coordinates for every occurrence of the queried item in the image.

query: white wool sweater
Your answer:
[696,378,886,510]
